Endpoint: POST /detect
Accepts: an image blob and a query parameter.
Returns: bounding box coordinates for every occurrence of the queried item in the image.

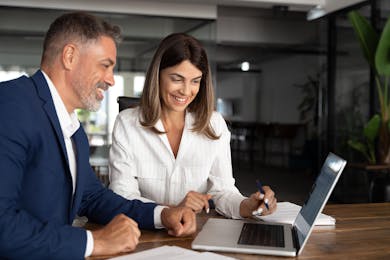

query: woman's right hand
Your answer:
[178,191,212,213]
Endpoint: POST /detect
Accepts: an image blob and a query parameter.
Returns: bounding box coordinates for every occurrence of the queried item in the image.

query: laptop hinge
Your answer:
[292,226,300,254]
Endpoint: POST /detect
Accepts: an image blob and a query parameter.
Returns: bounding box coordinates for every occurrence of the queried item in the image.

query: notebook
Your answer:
[192,152,346,257]
[255,201,335,226]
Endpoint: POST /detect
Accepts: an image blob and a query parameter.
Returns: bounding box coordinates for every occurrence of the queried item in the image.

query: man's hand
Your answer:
[178,191,212,213]
[161,207,196,237]
[239,186,277,218]
[91,214,140,256]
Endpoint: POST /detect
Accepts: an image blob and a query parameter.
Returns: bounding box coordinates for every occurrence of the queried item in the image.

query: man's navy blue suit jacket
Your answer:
[0,70,156,259]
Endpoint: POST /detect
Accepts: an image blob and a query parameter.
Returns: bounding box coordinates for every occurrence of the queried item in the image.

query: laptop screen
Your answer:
[293,153,346,254]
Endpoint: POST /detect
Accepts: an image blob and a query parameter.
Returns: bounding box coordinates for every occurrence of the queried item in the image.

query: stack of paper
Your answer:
[109,245,236,260]
[255,202,335,225]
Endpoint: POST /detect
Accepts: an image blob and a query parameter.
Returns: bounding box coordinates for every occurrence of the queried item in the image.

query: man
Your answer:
[0,12,195,259]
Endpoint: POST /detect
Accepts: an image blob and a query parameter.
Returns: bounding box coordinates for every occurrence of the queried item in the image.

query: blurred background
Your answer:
[1,0,389,204]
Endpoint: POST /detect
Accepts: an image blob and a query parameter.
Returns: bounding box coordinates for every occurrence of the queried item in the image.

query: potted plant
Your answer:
[347,10,390,165]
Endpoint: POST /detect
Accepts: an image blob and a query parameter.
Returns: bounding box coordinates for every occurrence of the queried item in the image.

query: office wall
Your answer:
[216,71,260,122]
[259,55,321,123]
[215,55,321,124]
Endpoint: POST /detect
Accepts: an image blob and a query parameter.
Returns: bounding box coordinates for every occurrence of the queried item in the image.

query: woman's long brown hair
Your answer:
[139,33,219,140]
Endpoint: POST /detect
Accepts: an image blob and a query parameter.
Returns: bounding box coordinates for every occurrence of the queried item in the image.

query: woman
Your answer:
[109,33,276,218]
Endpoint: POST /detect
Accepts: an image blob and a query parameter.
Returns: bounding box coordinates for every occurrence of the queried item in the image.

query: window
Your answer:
[0,70,26,83]
[79,74,124,146]
[134,75,145,97]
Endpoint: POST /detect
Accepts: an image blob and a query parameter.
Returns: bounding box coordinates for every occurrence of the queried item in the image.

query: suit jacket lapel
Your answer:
[31,70,74,221]
[70,126,93,220]
[31,70,69,165]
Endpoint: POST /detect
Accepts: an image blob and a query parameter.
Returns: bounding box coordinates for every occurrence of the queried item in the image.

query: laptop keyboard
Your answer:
[238,223,285,247]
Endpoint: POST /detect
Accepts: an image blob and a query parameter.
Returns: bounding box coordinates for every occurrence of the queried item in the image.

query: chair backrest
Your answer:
[117,96,140,112]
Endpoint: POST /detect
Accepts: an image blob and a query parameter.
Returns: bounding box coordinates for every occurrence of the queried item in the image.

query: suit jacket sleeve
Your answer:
[77,163,157,229]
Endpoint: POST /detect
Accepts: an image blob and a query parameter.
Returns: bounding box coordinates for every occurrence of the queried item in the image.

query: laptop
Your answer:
[192,152,346,257]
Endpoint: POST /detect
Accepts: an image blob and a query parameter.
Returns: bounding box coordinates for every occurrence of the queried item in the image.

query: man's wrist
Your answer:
[154,205,169,229]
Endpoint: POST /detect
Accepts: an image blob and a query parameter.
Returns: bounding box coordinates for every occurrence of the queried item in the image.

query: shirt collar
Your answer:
[42,71,80,138]
[155,110,194,132]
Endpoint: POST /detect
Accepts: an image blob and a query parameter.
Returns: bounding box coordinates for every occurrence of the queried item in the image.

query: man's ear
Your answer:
[62,44,77,70]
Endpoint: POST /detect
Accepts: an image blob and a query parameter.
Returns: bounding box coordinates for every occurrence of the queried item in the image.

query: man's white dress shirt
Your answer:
[109,107,246,219]
[43,72,95,257]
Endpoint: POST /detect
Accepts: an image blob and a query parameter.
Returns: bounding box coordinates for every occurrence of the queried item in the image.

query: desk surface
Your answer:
[87,203,390,259]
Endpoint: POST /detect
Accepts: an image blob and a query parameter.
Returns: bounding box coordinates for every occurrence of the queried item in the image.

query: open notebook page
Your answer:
[254,201,335,225]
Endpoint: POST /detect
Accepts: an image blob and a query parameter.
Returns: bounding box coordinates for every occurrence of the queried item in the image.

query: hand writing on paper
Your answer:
[239,185,277,218]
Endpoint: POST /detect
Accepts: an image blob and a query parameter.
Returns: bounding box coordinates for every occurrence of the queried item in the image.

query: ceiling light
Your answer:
[307,5,326,21]
[307,0,366,21]
[241,61,250,72]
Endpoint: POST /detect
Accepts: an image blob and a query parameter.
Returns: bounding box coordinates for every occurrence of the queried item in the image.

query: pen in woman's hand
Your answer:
[256,180,269,210]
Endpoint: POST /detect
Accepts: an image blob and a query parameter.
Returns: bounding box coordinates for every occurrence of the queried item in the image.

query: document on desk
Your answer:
[109,245,237,260]
[254,201,336,225]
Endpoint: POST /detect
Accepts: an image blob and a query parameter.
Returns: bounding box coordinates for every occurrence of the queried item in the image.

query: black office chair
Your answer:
[117,96,140,112]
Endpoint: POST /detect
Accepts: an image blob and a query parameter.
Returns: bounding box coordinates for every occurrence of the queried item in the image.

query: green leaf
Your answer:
[363,114,381,142]
[376,16,390,76]
[348,140,372,163]
[348,140,366,153]
[366,141,377,164]
[348,11,379,70]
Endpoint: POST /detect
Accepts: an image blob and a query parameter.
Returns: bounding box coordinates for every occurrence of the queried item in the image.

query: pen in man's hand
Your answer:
[256,180,269,210]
